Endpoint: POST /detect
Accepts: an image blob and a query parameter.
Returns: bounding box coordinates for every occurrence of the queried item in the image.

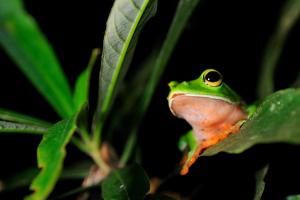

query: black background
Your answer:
[0,0,300,199]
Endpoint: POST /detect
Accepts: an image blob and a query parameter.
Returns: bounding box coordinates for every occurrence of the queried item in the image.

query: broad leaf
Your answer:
[73,49,100,111]
[0,0,74,118]
[0,108,51,128]
[203,89,300,156]
[93,0,157,136]
[253,165,269,200]
[113,0,202,164]
[258,0,300,98]
[25,116,78,200]
[0,120,47,134]
[286,195,300,200]
[101,164,150,200]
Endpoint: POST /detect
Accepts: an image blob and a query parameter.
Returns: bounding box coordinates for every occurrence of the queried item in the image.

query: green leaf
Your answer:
[0,108,51,128]
[25,115,79,200]
[2,161,90,192]
[117,0,202,164]
[0,120,47,134]
[92,0,157,137]
[107,50,159,164]
[0,0,74,118]
[73,49,100,111]
[253,165,269,200]
[203,88,300,156]
[258,0,300,98]
[143,0,201,110]
[101,164,150,200]
[286,194,300,200]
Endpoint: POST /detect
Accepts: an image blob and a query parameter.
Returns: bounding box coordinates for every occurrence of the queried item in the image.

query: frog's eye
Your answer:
[203,69,223,87]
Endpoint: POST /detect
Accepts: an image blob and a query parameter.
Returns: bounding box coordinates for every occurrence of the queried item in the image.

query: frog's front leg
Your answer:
[178,130,205,175]
[178,121,245,175]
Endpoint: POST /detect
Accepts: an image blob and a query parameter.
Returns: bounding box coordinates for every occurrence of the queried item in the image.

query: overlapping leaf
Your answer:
[101,164,150,200]
[25,115,78,200]
[0,120,47,134]
[93,0,157,136]
[258,0,300,98]
[0,0,74,118]
[109,0,202,164]
[0,108,51,127]
[203,89,300,156]
[73,49,100,111]
[253,165,269,200]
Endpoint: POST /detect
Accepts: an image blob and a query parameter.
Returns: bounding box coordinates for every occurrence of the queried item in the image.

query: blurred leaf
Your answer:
[203,89,300,156]
[2,161,91,192]
[102,164,150,200]
[111,52,157,164]
[0,108,51,127]
[117,0,202,164]
[253,165,269,200]
[258,0,300,98]
[92,0,157,137]
[0,0,74,118]
[142,0,201,111]
[107,50,158,165]
[0,120,47,134]
[292,75,300,88]
[1,168,38,192]
[107,50,158,137]
[25,109,82,200]
[286,194,300,200]
[73,49,100,111]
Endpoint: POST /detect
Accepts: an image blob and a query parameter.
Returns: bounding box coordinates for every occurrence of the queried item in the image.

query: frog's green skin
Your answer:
[167,69,256,175]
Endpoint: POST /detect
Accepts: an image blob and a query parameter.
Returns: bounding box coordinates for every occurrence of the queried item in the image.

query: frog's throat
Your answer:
[168,93,237,116]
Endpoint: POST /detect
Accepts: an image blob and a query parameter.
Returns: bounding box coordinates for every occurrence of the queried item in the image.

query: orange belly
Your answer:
[170,95,248,175]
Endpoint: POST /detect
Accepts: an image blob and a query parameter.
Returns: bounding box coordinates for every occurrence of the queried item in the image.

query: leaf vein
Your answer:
[102,53,114,70]
[116,4,134,23]
[128,0,140,11]
[112,171,130,199]
[113,12,127,43]
[105,32,121,55]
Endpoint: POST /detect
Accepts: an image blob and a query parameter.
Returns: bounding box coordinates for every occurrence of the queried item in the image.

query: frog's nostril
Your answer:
[168,81,178,88]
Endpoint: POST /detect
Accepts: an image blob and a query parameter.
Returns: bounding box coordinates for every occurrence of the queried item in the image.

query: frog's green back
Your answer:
[168,69,243,104]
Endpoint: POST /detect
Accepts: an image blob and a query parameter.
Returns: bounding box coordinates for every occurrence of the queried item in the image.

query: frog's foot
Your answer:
[180,145,206,175]
[180,137,220,175]
[179,123,243,175]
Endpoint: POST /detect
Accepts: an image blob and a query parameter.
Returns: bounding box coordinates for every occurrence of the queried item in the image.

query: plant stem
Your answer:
[89,141,110,173]
[71,137,89,154]
[120,129,137,166]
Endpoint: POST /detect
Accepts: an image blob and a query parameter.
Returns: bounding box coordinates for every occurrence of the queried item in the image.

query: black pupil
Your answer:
[205,71,221,82]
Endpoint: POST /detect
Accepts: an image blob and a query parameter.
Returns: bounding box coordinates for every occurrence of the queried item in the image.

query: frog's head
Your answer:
[167,69,242,114]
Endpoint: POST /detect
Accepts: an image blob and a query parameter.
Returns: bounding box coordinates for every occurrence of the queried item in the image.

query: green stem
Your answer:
[72,133,110,173]
[77,128,91,145]
[70,137,89,154]
[120,129,137,166]
[89,142,110,173]
[92,120,103,148]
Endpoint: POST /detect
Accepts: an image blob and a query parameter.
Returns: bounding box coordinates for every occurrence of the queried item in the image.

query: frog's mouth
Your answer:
[168,92,235,116]
[168,93,184,115]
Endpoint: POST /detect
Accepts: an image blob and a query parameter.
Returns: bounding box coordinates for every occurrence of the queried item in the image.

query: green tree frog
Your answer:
[167,69,255,175]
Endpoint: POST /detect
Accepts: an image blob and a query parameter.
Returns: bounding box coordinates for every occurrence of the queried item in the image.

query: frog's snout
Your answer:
[168,81,179,88]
